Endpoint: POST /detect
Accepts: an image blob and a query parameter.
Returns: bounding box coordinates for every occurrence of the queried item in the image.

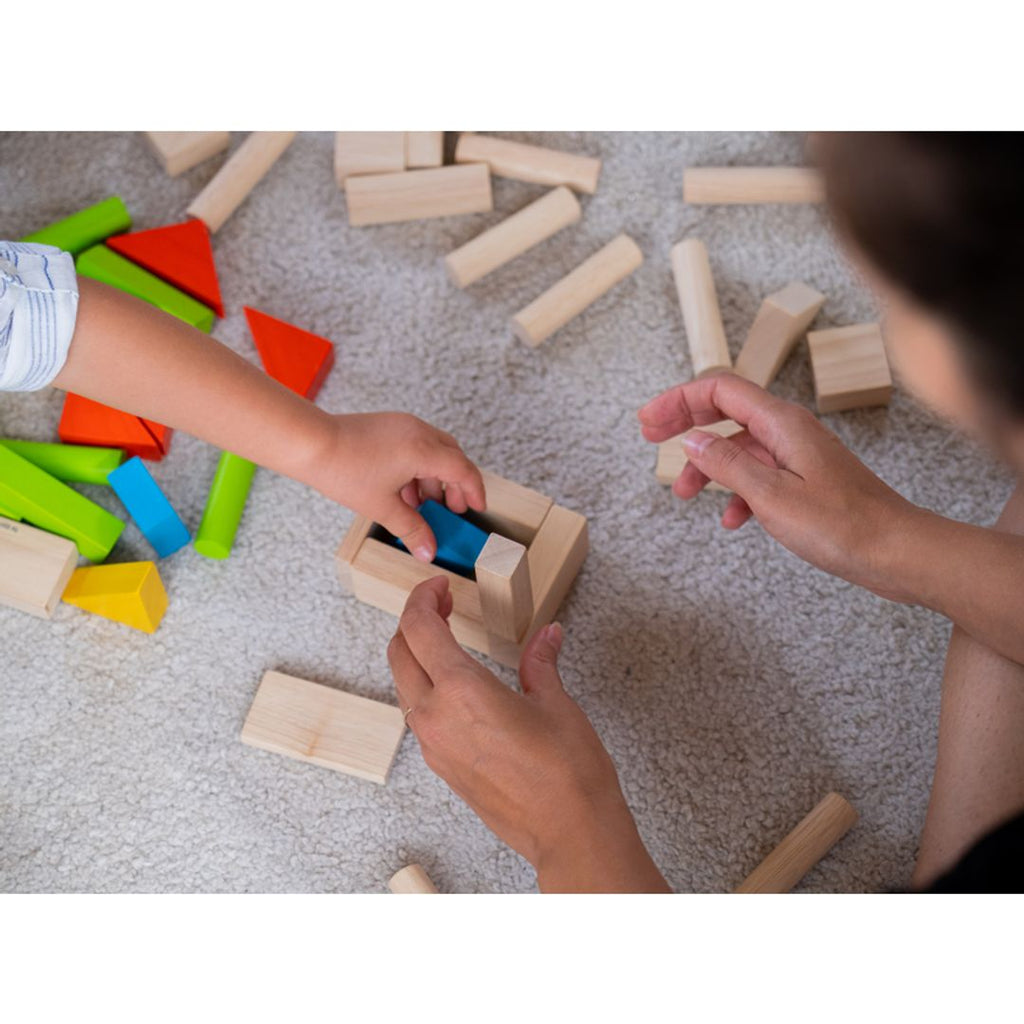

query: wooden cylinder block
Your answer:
[671,238,731,377]
[346,164,493,226]
[388,864,439,894]
[455,132,601,194]
[683,167,825,204]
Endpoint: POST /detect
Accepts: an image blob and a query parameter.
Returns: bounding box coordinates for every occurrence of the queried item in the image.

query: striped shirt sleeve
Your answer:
[0,241,79,391]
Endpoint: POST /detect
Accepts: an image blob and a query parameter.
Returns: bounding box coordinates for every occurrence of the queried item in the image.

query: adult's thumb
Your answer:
[519,623,566,696]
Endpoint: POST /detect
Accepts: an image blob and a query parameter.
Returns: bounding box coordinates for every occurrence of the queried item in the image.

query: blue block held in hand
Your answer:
[396,499,489,576]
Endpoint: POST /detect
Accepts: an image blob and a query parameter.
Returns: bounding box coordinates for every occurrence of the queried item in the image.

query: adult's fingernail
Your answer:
[414,545,433,563]
[544,622,564,653]
[681,430,714,456]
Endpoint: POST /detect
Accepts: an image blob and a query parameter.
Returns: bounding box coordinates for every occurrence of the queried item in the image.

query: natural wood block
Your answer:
[346,164,493,226]
[511,234,642,347]
[186,131,297,233]
[735,792,858,893]
[655,420,742,491]
[389,864,438,893]
[473,470,553,546]
[241,669,405,785]
[444,186,581,288]
[683,167,826,204]
[807,323,893,413]
[455,133,601,194]
[475,534,533,643]
[0,517,78,619]
[334,132,406,187]
[671,238,731,377]
[735,282,826,388]
[145,132,231,177]
[405,132,444,168]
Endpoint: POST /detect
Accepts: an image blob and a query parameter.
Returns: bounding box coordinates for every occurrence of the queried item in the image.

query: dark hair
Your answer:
[813,133,1024,415]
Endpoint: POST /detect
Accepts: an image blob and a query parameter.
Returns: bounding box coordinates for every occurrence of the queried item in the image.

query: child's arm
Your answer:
[52,277,484,561]
[640,373,1024,667]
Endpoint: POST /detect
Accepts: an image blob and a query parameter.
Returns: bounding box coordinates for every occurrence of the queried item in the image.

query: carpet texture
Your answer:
[0,132,1014,893]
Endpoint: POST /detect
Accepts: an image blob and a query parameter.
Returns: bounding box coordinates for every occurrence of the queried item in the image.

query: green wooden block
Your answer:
[0,440,124,485]
[76,244,215,332]
[20,196,131,256]
[194,452,256,560]
[0,500,24,522]
[0,445,124,562]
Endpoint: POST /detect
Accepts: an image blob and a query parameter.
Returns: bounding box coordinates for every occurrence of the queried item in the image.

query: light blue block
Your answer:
[396,499,489,576]
[108,456,190,558]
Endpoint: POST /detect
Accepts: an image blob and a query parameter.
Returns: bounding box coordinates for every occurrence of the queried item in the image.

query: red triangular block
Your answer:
[107,218,224,317]
[243,307,335,400]
[59,393,172,461]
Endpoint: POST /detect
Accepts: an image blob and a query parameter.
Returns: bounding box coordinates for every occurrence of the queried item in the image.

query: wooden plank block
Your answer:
[475,534,533,643]
[346,164,492,226]
[474,470,553,546]
[145,132,231,177]
[0,517,78,619]
[334,132,406,187]
[671,238,731,377]
[405,132,443,168]
[0,440,124,485]
[455,133,601,194]
[444,186,581,288]
[511,234,642,347]
[389,864,439,893]
[186,131,297,233]
[241,669,405,785]
[522,505,588,643]
[735,282,826,388]
[655,420,743,491]
[335,514,374,594]
[807,323,893,413]
[683,167,825,204]
[735,792,858,893]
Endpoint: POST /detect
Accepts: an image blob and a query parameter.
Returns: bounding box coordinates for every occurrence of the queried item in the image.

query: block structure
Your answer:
[144,132,231,176]
[475,533,533,645]
[62,561,169,633]
[683,167,826,204]
[807,323,893,413]
[334,132,406,187]
[395,500,489,575]
[0,517,78,619]
[671,238,731,377]
[107,457,190,558]
[455,133,601,194]
[346,164,493,226]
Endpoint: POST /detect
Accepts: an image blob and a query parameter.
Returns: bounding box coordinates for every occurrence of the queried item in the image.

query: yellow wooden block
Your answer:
[62,561,168,633]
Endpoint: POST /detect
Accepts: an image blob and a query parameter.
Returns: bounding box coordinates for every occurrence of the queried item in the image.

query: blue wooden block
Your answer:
[107,456,190,558]
[396,499,489,576]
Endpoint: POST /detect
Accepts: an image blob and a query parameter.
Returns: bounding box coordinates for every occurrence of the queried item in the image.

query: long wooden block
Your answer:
[0,439,124,485]
[655,419,743,491]
[0,517,78,619]
[455,133,601,194]
[444,186,582,288]
[21,196,131,256]
[405,132,443,168]
[474,471,552,546]
[336,514,375,594]
[683,167,825,204]
[241,669,405,785]
[671,238,731,377]
[334,132,406,187]
[389,864,439,894]
[522,505,589,643]
[346,164,492,226]
[807,323,892,413]
[145,132,231,176]
[186,131,297,233]
[735,792,858,893]
[511,234,642,347]
[475,534,533,643]
[735,282,826,388]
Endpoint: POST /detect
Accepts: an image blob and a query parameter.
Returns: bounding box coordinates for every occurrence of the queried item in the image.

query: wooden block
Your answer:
[475,534,533,643]
[444,186,582,288]
[186,131,297,233]
[243,306,335,400]
[145,132,232,177]
[511,234,642,347]
[0,440,124,485]
[62,561,168,633]
[21,196,131,256]
[683,167,826,204]
[474,471,553,546]
[455,133,601,194]
[346,164,492,226]
[395,500,489,575]
[405,132,443,169]
[807,323,893,413]
[59,393,170,462]
[241,669,405,785]
[336,514,374,594]
[671,238,731,377]
[388,864,438,894]
[0,517,78,619]
[735,792,858,893]
[107,456,190,558]
[735,282,826,388]
[655,420,743,491]
[334,132,406,187]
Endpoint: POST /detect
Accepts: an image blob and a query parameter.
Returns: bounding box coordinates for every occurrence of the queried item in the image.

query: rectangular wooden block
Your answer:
[671,238,730,377]
[0,517,78,618]
[683,167,826,204]
[334,132,407,187]
[241,669,405,784]
[346,164,492,226]
[473,471,553,546]
[405,132,444,168]
[655,420,742,491]
[455,133,601,194]
[0,439,124,485]
[735,282,826,388]
[807,323,893,413]
[145,132,231,176]
[475,533,533,643]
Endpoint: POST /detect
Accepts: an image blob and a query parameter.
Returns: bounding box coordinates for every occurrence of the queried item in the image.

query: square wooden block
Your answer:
[335,470,588,667]
[808,323,893,413]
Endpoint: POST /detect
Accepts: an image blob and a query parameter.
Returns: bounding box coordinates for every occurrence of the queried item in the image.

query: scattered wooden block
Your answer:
[471,470,553,546]
[186,131,297,233]
[671,238,731,377]
[0,440,124,485]
[683,167,826,204]
[510,234,642,347]
[194,451,256,560]
[59,393,170,462]
[62,561,168,633]
[388,864,439,894]
[243,306,335,400]
[334,132,407,187]
[20,196,131,255]
[107,457,190,558]
[395,500,489,575]
[444,186,581,288]
[405,132,443,168]
[241,669,406,785]
[475,534,533,644]
[807,323,893,413]
[655,419,743,491]
[735,792,858,893]
[455,133,601,194]
[346,164,493,226]
[735,282,826,388]
[0,517,78,619]
[145,132,232,177]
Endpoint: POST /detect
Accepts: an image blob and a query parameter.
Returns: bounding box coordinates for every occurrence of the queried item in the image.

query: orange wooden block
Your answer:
[59,393,171,461]
[107,218,224,317]
[243,307,335,400]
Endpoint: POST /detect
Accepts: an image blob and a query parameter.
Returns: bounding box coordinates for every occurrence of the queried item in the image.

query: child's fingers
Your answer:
[381,499,438,563]
[444,481,468,515]
[422,443,486,512]
[418,477,445,505]
[400,481,420,508]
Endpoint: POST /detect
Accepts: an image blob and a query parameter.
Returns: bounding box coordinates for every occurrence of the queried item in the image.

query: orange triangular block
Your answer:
[107,218,224,317]
[244,307,335,400]
[59,393,172,461]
